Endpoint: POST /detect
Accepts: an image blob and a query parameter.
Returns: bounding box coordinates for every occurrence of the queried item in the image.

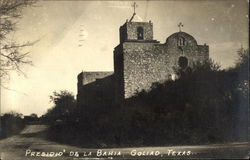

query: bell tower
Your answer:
[119,2,153,43]
[114,2,159,102]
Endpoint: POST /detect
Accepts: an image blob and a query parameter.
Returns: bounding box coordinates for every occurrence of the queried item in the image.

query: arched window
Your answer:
[178,37,186,46]
[137,27,144,40]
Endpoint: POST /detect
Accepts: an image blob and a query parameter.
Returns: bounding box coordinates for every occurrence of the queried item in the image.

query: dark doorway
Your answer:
[178,56,188,69]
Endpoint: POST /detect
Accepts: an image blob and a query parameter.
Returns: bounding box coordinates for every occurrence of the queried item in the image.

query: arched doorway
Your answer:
[178,56,188,69]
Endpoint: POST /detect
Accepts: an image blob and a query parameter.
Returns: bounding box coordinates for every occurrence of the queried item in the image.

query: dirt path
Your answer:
[0,125,249,160]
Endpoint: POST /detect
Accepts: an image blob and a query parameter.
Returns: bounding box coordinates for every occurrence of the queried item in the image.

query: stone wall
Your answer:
[122,42,170,98]
[165,32,209,69]
[119,31,209,99]
[78,72,113,86]
[114,44,125,102]
[77,72,114,107]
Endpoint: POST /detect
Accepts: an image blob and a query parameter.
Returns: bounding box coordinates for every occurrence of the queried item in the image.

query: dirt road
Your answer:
[0,125,249,160]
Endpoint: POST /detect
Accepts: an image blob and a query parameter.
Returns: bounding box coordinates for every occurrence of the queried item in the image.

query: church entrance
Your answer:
[178,56,188,69]
[178,56,192,76]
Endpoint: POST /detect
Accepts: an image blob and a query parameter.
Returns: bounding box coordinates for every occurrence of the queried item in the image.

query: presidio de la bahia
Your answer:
[76,7,209,107]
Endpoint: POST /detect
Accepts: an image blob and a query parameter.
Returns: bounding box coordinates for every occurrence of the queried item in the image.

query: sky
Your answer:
[1,0,249,116]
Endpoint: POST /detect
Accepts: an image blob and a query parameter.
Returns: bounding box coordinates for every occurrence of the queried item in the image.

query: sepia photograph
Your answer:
[0,0,249,159]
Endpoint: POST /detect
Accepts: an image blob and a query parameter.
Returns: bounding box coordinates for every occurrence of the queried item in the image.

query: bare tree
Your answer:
[0,0,36,82]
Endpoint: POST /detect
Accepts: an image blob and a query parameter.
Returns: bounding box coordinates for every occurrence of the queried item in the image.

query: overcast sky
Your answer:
[1,0,249,116]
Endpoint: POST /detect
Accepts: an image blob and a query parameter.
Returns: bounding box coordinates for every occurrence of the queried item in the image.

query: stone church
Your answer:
[77,11,209,107]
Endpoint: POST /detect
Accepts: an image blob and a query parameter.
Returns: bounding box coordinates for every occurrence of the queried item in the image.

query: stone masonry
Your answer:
[77,14,209,106]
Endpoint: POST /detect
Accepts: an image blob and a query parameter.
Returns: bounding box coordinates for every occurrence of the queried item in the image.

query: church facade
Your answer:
[77,14,209,106]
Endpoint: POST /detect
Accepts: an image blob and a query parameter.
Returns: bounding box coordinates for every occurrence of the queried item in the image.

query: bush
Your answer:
[0,112,25,138]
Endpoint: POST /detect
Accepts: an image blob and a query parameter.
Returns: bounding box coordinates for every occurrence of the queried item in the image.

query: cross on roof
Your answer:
[178,22,184,32]
[132,2,138,14]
